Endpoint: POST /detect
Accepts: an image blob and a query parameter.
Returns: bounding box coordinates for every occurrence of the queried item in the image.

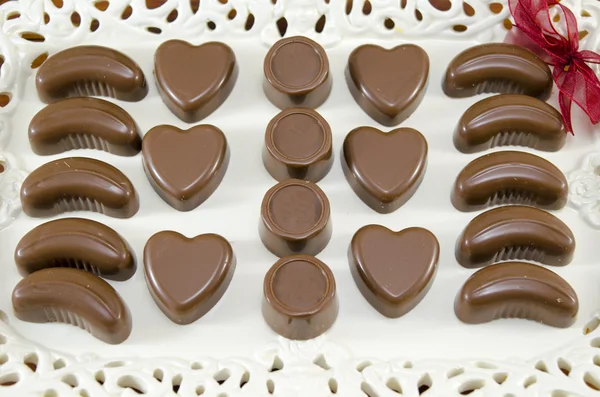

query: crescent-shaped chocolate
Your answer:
[454,94,566,153]
[455,261,578,328]
[15,218,136,281]
[36,45,148,103]
[443,43,553,100]
[29,97,142,156]
[20,157,139,219]
[452,151,568,212]
[12,268,132,344]
[456,206,575,268]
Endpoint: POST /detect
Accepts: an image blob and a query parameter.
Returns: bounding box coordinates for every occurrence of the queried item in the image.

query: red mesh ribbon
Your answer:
[505,0,600,134]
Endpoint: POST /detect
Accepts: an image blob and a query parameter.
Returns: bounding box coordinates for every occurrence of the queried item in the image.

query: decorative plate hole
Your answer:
[551,391,571,397]
[523,375,537,388]
[90,19,100,32]
[31,52,48,69]
[53,359,66,370]
[44,13,50,24]
[418,373,432,394]
[459,379,484,395]
[415,10,423,21]
[266,379,275,394]
[503,18,513,30]
[493,372,508,385]
[0,93,11,107]
[313,354,330,370]
[386,377,402,394]
[43,390,57,397]
[448,368,464,378]
[384,18,395,30]
[329,378,338,394]
[24,353,38,371]
[240,370,250,388]
[430,0,451,11]
[0,353,7,365]
[196,385,205,395]
[315,15,326,33]
[191,362,203,370]
[535,360,548,372]
[7,12,20,20]
[62,374,78,388]
[79,390,90,397]
[214,368,230,385]
[146,0,166,9]
[345,0,353,15]
[153,368,163,382]
[557,358,571,376]
[20,32,46,42]
[53,0,64,8]
[94,370,105,385]
[95,1,109,11]
[0,161,6,174]
[475,361,497,369]
[117,375,147,394]
[594,355,600,367]
[227,9,237,20]
[453,24,467,32]
[277,17,288,37]
[356,360,372,372]
[463,3,475,16]
[148,27,162,34]
[245,13,255,30]
[207,21,217,30]
[71,12,81,27]
[585,317,600,334]
[121,6,133,20]
[191,0,199,14]
[362,0,371,15]
[172,374,182,392]
[0,372,19,386]
[585,372,600,390]
[403,362,413,368]
[219,0,228,4]
[489,2,503,13]
[361,381,377,397]
[579,31,589,40]
[167,10,178,22]
[105,361,125,368]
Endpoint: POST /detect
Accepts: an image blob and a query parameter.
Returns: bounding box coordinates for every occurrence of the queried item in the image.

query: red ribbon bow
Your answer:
[506,0,600,134]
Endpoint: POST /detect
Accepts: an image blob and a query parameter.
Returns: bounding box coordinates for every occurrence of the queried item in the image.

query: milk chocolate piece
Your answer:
[142,124,229,211]
[342,126,427,213]
[349,225,439,318]
[455,261,578,328]
[154,40,238,123]
[443,43,552,100]
[262,255,338,340]
[144,231,236,324]
[15,218,135,281]
[456,206,575,268]
[454,94,566,153]
[28,97,141,156]
[36,45,147,103]
[21,157,139,219]
[263,36,332,109]
[452,151,568,212]
[346,44,429,126]
[263,108,333,182]
[260,179,331,257]
[12,268,132,344]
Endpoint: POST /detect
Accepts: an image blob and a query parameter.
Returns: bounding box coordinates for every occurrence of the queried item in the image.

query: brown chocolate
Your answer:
[142,124,229,211]
[456,206,575,268]
[455,261,578,328]
[346,44,429,126]
[262,255,338,340]
[154,40,238,123]
[144,231,236,324]
[263,108,333,182]
[443,43,552,100]
[28,97,141,156]
[21,157,139,219]
[349,225,439,318]
[341,126,428,213]
[454,94,566,153]
[260,179,331,257]
[15,218,135,281]
[452,150,568,212]
[263,36,332,109]
[12,268,132,344]
[36,45,147,103]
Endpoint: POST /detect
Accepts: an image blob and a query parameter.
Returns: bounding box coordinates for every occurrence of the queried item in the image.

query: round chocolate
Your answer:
[262,255,338,340]
[263,36,332,109]
[263,108,333,182]
[259,179,332,257]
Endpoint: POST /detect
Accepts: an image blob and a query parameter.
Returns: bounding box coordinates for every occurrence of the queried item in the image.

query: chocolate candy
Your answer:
[349,225,439,318]
[456,206,575,268]
[154,40,238,123]
[144,231,236,324]
[28,97,141,156]
[12,268,132,344]
[260,179,332,257]
[21,157,139,219]
[454,94,566,153]
[346,44,429,126]
[15,218,136,281]
[263,36,332,109]
[36,45,147,103]
[455,262,578,328]
[342,126,428,213]
[452,151,568,212]
[262,255,338,340]
[263,108,333,182]
[443,43,552,100]
[142,124,229,211]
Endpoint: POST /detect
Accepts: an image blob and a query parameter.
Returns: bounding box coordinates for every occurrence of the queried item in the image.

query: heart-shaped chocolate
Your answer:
[144,231,236,324]
[349,225,439,318]
[346,44,429,126]
[341,126,428,213]
[142,124,229,211]
[154,40,238,123]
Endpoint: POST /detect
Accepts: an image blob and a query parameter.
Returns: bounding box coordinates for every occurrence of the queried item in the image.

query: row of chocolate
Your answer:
[34,37,555,129]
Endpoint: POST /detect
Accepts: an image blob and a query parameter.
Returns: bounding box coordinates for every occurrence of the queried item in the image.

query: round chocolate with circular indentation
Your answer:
[262,255,338,340]
[263,36,332,109]
[259,179,331,257]
[263,108,333,182]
